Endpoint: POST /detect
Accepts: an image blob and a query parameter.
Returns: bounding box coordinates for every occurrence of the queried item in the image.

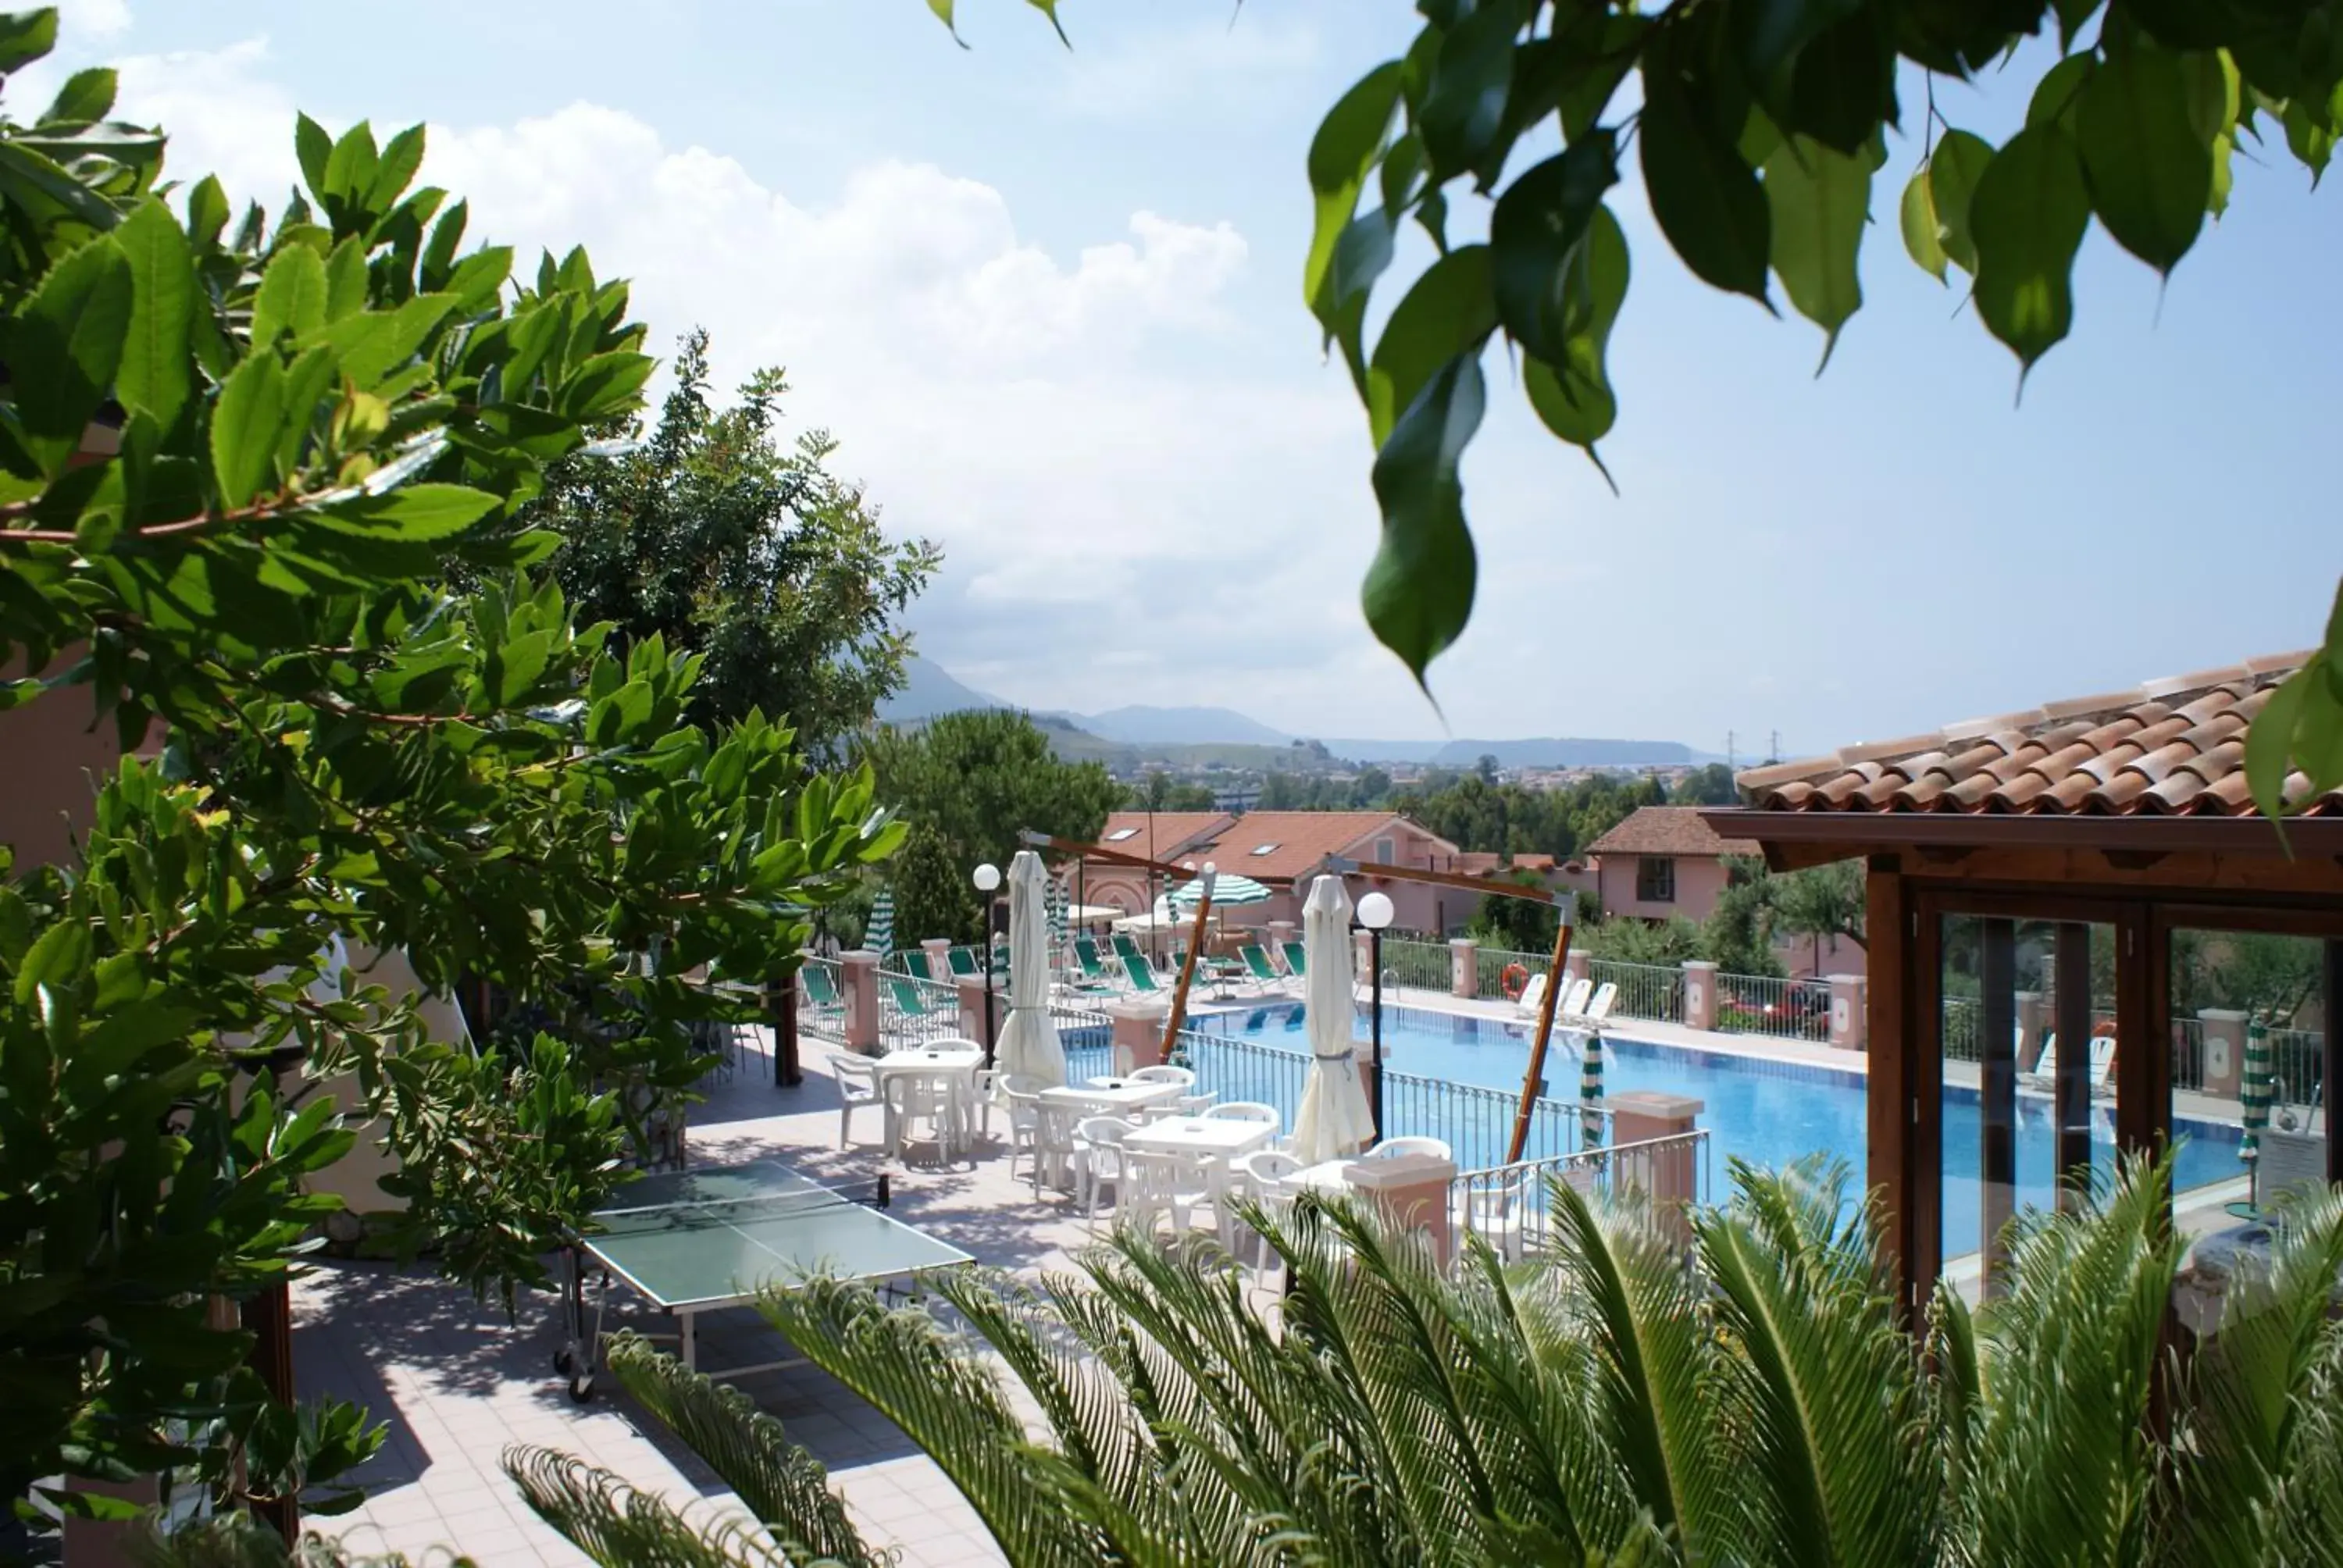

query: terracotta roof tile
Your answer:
[1735,654,2341,820]
[1585,807,1762,857]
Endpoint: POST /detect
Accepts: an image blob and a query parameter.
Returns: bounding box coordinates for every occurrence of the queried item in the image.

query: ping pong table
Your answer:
[557,1159,972,1402]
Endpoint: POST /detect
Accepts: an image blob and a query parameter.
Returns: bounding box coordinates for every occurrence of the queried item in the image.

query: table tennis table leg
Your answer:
[679,1310,696,1371]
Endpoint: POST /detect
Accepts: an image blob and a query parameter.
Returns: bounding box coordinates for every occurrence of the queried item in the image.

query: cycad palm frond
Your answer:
[1696,1160,1940,1567]
[500,1446,821,1567]
[601,1332,882,1567]
[2163,1184,2343,1567]
[1968,1149,2181,1568]
[1548,1171,1738,1564]
[753,1271,1102,1567]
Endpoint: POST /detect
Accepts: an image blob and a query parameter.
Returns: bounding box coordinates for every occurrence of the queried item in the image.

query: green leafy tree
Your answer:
[0,20,900,1536]
[531,328,939,754]
[146,1155,2341,1566]
[1669,763,1739,807]
[1770,857,1867,972]
[1464,867,1560,952]
[1122,769,1214,811]
[859,709,1121,942]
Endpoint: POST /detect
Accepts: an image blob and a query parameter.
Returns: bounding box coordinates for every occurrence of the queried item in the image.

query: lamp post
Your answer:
[973,862,1002,1067]
[1357,889,1394,1144]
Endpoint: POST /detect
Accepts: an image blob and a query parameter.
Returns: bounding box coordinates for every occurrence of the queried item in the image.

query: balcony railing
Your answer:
[1450,1130,1712,1255]
[1589,959,1685,1024]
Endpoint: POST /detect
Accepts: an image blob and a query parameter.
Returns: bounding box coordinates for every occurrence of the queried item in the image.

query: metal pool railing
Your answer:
[1714,974,1832,1042]
[1589,959,1684,1024]
[2270,1027,2325,1108]
[1170,1027,1612,1172]
[2170,1017,2205,1092]
[798,956,1115,1074]
[1451,1129,1713,1256]
[1377,937,1454,993]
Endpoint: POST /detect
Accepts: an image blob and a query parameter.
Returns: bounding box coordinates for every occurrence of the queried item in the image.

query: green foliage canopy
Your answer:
[531,328,938,755]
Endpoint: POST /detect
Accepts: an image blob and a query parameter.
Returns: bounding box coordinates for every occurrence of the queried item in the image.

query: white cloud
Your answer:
[105,39,1411,725]
[54,0,132,43]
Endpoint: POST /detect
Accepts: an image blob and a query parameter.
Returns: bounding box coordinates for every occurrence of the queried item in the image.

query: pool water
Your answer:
[1193,1001,2245,1257]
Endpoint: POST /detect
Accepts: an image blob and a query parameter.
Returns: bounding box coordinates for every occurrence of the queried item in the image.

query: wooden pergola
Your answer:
[1701,657,2342,1311]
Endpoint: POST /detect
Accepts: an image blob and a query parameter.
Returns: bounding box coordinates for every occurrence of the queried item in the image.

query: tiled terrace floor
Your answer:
[298,1040,1089,1566]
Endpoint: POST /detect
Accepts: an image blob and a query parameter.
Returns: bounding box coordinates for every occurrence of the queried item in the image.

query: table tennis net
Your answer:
[592,1184,861,1235]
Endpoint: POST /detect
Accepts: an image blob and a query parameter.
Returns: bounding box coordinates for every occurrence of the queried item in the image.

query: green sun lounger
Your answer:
[1280,940,1307,979]
[801,964,845,1014]
[900,950,934,983]
[1238,945,1286,988]
[887,976,940,1017]
[1074,937,1115,985]
[1120,954,1162,993]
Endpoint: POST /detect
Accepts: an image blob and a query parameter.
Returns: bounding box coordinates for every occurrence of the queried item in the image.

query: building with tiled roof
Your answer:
[1584,806,1763,923]
[1694,652,2343,1312]
[1072,810,1472,933]
[1732,652,2324,819]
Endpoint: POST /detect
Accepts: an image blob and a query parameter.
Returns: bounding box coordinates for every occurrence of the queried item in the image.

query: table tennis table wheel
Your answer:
[568,1371,596,1405]
[554,1345,576,1377]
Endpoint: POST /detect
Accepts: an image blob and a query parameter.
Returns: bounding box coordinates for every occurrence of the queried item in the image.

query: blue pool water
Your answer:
[1192,1001,2246,1257]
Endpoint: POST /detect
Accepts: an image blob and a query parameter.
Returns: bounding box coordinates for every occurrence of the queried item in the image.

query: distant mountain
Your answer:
[1081,705,1290,746]
[1323,737,1699,768]
[876,654,1008,723]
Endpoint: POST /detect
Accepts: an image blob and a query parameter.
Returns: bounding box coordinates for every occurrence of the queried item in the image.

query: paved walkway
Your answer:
[298,1041,1086,1567]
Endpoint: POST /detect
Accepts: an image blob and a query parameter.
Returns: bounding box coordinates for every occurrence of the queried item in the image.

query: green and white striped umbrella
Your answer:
[1047,876,1067,950]
[1171,871,1270,907]
[2241,1017,2273,1164]
[1579,1026,1605,1148]
[866,887,894,956]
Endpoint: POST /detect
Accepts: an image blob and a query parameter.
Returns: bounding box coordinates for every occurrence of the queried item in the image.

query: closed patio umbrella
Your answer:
[1289,875,1375,1164]
[866,888,893,957]
[2241,1017,2273,1168]
[995,850,1067,1086]
[1579,1026,1605,1149]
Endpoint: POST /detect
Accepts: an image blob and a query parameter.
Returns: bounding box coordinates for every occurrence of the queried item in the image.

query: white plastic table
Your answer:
[1040,1078,1186,1117]
[872,1048,979,1153]
[1123,1115,1279,1162]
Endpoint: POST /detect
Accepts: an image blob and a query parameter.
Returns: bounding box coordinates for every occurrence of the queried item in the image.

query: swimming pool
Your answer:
[1191,1000,2245,1256]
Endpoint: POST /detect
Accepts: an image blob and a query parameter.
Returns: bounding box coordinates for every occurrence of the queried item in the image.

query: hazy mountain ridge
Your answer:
[883,656,1708,768]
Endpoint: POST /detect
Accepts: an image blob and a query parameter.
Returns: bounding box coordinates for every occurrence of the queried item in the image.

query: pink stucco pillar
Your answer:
[1339,1153,1460,1267]
[2199,1008,2247,1099]
[1564,949,1590,988]
[1354,928,1373,983]
[1268,919,1296,957]
[2015,990,2045,1071]
[1610,1089,1705,1244]
[1110,998,1169,1074]
[841,950,881,1053]
[1828,974,1867,1052]
[920,935,952,974]
[1450,937,1477,997]
[954,975,990,1049]
[1681,960,1718,1032]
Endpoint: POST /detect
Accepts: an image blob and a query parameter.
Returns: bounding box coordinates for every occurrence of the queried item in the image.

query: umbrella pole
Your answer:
[1160,875,1216,1060]
[1506,918,1577,1166]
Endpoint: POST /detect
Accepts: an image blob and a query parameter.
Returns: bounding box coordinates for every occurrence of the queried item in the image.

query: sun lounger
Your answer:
[801,964,845,1018]
[1121,954,1163,993]
[1238,944,1291,992]
[887,976,941,1018]
[900,950,934,983]
[1074,937,1117,986]
[2020,1032,2116,1097]
[1279,940,1307,979]
[946,946,979,979]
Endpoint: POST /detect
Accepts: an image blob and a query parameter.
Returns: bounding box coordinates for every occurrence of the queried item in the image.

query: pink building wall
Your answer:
[1596,853,1735,924]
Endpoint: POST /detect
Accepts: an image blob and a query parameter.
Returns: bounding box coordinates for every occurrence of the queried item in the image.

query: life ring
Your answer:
[1500,962,1530,1000]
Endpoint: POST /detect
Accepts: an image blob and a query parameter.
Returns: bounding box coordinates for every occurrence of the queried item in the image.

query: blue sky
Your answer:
[34,1,2343,757]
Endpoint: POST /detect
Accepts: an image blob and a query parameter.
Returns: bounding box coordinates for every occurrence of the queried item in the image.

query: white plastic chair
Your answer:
[1365,1135,1452,1164]
[1453,1167,1532,1261]
[1032,1101,1086,1198]
[1231,1149,1305,1286]
[1072,1116,1134,1231]
[997,1074,1047,1183]
[830,1053,885,1150]
[1124,1148,1226,1246]
[1131,1064,1196,1089]
[1204,1101,1282,1129]
[884,1071,960,1159]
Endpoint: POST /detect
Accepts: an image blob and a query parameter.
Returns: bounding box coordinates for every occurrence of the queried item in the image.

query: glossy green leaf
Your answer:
[1639,48,1772,303]
[294,112,333,198]
[2284,95,2336,182]
[1024,0,1068,47]
[321,120,380,208]
[210,350,288,507]
[2027,53,2095,133]
[4,234,132,476]
[1489,133,1618,366]
[1304,62,1403,335]
[2077,48,2212,274]
[0,9,56,72]
[1928,130,1995,275]
[370,123,426,213]
[1766,134,1881,369]
[1418,0,1526,181]
[114,199,194,434]
[43,67,116,126]
[1901,166,1948,282]
[1782,7,1898,157]
[1365,244,1496,447]
[1320,210,1396,394]
[1970,126,2091,378]
[2244,663,2310,819]
[185,175,230,250]
[1364,355,1484,687]
[325,292,458,388]
[251,244,328,347]
[312,483,498,541]
[323,237,368,322]
[1521,202,1630,472]
[925,0,968,47]
[2182,49,2242,142]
